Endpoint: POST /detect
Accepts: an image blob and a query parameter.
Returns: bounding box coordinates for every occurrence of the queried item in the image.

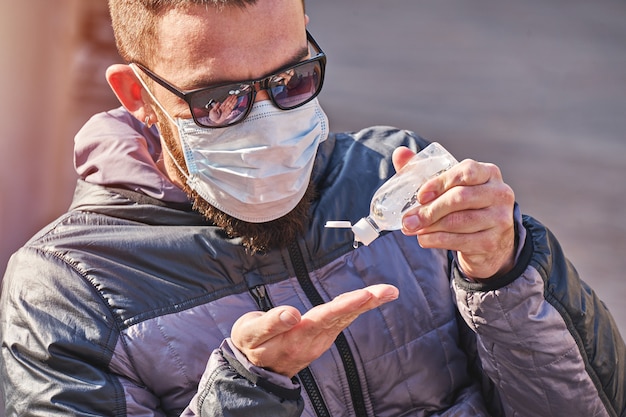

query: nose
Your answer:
[253,85,271,103]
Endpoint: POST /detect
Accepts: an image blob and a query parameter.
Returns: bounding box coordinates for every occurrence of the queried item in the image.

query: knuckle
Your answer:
[452,186,473,205]
[485,162,502,178]
[457,159,479,184]
[496,182,516,206]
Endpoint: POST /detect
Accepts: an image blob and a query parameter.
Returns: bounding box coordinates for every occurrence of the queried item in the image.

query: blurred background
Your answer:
[1,1,120,276]
[306,0,626,338]
[0,1,625,409]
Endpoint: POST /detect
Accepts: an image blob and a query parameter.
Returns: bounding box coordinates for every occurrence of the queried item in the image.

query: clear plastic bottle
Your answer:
[326,142,458,246]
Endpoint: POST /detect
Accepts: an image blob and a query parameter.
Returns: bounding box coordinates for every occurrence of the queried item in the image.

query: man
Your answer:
[1,0,624,416]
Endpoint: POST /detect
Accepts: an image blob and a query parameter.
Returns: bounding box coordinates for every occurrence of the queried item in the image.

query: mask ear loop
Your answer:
[129,63,193,185]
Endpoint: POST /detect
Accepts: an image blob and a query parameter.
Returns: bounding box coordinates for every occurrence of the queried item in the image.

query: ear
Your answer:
[304,14,310,26]
[105,64,154,123]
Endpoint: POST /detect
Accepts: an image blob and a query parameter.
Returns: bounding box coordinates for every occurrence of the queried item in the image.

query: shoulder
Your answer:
[317,126,430,199]
[333,125,430,158]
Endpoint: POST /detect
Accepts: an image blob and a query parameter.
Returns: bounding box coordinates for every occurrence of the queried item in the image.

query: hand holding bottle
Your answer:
[394,146,516,280]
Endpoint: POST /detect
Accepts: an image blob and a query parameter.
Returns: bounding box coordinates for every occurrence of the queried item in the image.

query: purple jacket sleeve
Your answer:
[453,214,625,416]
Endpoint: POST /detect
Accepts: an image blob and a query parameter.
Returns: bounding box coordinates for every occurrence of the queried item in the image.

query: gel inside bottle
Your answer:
[326,142,458,246]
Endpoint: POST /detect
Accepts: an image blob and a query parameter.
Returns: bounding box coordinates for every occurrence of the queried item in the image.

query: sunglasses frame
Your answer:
[132,31,326,128]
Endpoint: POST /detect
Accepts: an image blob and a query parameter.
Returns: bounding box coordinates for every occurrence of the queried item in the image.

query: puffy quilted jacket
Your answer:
[1,109,624,416]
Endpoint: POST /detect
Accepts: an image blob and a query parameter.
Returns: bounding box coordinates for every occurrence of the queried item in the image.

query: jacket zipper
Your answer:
[287,241,368,417]
[250,283,331,417]
[250,285,273,312]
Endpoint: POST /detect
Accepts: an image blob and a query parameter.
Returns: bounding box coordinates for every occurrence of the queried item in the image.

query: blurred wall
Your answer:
[0,2,120,276]
[1,3,119,412]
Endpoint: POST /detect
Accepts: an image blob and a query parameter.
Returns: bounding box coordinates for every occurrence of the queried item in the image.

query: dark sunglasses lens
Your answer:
[270,60,323,109]
[190,84,253,127]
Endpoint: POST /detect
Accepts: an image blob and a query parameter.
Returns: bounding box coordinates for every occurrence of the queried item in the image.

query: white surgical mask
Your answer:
[131,64,329,222]
[174,100,328,222]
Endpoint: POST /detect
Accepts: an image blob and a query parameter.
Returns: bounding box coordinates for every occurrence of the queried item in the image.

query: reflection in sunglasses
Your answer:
[132,31,326,128]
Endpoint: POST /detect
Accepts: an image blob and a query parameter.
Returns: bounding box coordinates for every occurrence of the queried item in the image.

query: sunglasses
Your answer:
[132,31,326,129]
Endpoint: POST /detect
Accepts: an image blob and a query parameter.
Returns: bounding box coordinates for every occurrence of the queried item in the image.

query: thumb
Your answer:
[232,306,302,349]
[392,146,416,172]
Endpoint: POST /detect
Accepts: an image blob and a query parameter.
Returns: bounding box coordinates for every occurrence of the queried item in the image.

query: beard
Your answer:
[156,113,316,254]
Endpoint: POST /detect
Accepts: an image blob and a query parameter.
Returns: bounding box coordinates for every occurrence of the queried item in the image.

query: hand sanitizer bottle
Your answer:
[326,142,458,246]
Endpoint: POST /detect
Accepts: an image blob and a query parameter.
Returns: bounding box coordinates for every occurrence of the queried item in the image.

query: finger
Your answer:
[415,217,505,252]
[404,161,511,228]
[225,95,237,108]
[403,195,514,242]
[231,306,302,350]
[302,284,398,330]
[412,181,513,234]
[418,160,502,204]
[412,187,513,241]
[391,146,416,172]
[235,285,398,377]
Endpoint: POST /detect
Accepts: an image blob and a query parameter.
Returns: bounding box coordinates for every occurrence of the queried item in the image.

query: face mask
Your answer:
[167,100,328,223]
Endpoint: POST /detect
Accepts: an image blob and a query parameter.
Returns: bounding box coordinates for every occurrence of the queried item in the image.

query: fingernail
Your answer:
[279,310,299,326]
[381,287,399,302]
[402,215,421,232]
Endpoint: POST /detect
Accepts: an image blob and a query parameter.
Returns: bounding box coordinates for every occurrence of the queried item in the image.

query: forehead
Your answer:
[151,0,307,89]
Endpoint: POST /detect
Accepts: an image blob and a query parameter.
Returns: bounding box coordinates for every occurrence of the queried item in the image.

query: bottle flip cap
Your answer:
[351,218,380,246]
[325,219,379,247]
[324,221,352,228]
